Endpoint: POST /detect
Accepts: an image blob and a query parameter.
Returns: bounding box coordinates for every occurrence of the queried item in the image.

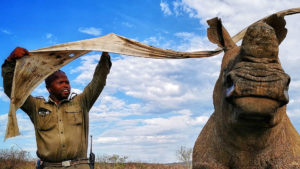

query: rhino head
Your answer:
[210,15,290,130]
[193,15,300,168]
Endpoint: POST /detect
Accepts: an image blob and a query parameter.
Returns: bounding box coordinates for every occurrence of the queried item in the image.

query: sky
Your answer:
[0,0,300,163]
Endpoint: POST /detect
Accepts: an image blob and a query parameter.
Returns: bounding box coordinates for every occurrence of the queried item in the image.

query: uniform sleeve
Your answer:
[2,59,37,120]
[78,58,110,112]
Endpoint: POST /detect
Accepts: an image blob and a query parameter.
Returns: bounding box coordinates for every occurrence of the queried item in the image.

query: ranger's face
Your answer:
[47,72,71,102]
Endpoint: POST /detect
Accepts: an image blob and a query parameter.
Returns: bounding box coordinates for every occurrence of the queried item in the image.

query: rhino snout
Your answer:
[224,63,290,106]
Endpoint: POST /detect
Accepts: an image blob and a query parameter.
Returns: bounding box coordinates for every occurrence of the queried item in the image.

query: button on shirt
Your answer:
[2,59,109,162]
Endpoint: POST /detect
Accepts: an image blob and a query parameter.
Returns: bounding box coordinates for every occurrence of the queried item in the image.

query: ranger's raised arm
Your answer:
[2,47,111,169]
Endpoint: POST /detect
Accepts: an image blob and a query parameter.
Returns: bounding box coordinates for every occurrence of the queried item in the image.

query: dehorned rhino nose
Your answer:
[241,22,279,60]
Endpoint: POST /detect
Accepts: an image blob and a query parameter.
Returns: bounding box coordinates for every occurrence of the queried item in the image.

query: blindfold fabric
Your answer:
[5,8,300,139]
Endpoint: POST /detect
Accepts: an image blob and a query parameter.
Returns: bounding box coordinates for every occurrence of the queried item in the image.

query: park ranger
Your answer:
[2,47,111,169]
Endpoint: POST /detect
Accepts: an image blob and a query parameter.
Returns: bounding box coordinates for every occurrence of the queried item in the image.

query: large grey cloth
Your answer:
[5,8,300,139]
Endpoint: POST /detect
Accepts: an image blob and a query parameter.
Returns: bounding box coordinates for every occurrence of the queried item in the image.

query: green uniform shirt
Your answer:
[2,58,109,162]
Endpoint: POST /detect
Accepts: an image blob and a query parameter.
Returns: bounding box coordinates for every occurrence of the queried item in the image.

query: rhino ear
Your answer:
[207,17,236,50]
[263,14,287,44]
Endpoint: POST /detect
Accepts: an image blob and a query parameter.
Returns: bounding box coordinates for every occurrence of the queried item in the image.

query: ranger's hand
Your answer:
[7,47,31,61]
[100,52,112,73]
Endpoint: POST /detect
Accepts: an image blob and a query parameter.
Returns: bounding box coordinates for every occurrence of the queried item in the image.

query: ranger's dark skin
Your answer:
[47,72,71,104]
[7,47,30,61]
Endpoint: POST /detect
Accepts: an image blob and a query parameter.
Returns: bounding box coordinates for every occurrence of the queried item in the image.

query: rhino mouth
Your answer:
[231,97,281,127]
[237,110,272,124]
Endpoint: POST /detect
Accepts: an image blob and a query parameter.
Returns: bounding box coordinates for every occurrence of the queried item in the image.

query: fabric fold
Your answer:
[5,8,300,139]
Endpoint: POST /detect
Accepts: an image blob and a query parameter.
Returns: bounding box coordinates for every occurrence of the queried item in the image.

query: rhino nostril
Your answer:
[225,74,234,88]
[226,84,235,98]
[225,74,235,98]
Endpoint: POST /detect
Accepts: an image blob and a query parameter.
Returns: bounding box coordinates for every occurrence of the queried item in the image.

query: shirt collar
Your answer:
[45,92,77,104]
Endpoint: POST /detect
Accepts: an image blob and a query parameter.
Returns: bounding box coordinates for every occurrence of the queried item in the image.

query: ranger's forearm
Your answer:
[79,53,111,111]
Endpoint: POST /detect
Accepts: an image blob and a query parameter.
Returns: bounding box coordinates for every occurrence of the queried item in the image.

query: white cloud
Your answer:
[174,32,194,38]
[0,87,9,102]
[32,86,48,97]
[0,112,36,157]
[143,36,161,46]
[89,95,143,122]
[71,54,99,83]
[46,33,53,39]
[178,0,300,34]
[91,107,208,162]
[160,1,173,16]
[122,22,134,28]
[173,0,184,16]
[78,27,102,36]
[16,113,34,132]
[96,136,120,143]
[71,88,82,95]
[1,29,11,35]
[44,33,57,44]
[0,113,34,134]
[174,31,215,51]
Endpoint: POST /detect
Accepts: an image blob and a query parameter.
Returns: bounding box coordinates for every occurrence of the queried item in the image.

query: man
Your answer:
[2,47,111,169]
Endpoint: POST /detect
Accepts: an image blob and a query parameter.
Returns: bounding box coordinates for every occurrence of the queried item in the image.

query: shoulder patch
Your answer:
[69,93,78,100]
[38,107,51,116]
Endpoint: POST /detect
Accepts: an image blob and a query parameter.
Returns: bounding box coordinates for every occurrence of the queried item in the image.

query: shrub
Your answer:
[0,147,35,169]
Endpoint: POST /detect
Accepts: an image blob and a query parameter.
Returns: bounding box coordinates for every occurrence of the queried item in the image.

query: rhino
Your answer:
[193,15,300,168]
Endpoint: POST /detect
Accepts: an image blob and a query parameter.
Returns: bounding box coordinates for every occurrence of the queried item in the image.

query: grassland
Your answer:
[0,148,187,169]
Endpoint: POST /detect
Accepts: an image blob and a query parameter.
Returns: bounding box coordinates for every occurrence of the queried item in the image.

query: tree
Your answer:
[176,146,192,169]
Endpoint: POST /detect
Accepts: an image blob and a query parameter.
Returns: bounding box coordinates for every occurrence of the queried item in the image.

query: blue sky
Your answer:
[0,0,300,163]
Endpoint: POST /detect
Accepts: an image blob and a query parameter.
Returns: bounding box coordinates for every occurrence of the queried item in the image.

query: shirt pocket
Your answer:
[65,107,83,126]
[36,108,56,131]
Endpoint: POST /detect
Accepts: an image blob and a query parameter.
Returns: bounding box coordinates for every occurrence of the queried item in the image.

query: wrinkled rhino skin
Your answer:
[193,15,300,169]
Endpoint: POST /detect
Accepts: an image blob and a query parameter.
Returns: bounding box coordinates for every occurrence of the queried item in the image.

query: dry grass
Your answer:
[95,162,186,169]
[0,161,185,169]
[0,148,35,169]
[0,161,186,169]
[0,149,187,169]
